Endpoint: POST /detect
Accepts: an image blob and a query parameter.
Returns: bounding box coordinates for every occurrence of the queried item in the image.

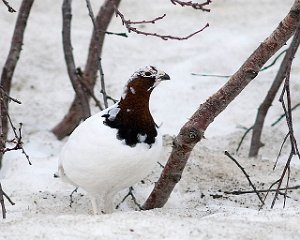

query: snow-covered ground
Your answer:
[1,0,300,239]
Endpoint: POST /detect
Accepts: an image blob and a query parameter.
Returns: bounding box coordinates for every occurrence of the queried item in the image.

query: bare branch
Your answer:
[62,0,91,119]
[170,0,211,11]
[2,0,16,13]
[115,8,209,41]
[224,151,264,205]
[273,132,290,170]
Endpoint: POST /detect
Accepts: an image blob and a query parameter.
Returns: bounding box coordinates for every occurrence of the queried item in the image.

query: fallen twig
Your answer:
[224,185,300,195]
[69,187,78,208]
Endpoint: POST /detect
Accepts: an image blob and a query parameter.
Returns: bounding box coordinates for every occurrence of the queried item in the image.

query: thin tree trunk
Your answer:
[52,0,121,140]
[61,0,91,121]
[143,0,300,210]
[0,0,34,167]
[248,26,300,157]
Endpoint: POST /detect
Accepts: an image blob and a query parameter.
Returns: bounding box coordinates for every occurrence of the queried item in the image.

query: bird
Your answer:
[58,66,170,214]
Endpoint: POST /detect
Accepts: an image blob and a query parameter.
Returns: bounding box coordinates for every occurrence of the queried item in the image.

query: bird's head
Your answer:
[122,66,170,98]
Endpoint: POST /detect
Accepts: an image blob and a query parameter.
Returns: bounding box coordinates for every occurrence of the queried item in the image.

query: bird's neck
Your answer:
[119,91,151,115]
[103,91,157,147]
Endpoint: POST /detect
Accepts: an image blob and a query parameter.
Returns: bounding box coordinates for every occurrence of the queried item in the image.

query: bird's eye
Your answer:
[144,72,152,76]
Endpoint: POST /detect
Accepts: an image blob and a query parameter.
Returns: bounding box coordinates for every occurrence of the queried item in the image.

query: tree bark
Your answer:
[0,0,34,167]
[248,26,300,157]
[143,0,300,210]
[52,0,121,140]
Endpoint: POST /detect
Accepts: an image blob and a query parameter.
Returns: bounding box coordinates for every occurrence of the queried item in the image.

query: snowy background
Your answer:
[1,0,300,239]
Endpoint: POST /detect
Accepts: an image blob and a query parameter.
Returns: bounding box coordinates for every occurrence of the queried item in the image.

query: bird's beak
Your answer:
[160,73,170,81]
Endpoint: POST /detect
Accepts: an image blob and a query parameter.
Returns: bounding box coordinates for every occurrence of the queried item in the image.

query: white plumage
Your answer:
[58,66,170,214]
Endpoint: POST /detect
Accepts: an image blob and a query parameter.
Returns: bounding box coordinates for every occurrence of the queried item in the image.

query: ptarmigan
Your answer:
[58,66,170,214]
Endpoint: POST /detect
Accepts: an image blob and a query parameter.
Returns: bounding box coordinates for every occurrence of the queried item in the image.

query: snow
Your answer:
[1,0,300,239]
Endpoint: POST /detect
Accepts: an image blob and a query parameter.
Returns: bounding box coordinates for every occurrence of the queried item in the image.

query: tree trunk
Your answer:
[52,0,121,140]
[0,0,34,167]
[143,0,300,210]
[248,26,300,157]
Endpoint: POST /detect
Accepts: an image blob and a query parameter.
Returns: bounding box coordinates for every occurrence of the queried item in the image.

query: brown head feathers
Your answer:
[102,66,170,147]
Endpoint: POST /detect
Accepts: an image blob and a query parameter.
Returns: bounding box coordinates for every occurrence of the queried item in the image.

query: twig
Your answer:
[2,0,16,12]
[157,161,165,168]
[271,152,293,208]
[69,187,78,208]
[271,103,300,126]
[76,68,103,111]
[224,151,264,205]
[0,87,21,104]
[115,187,143,210]
[236,126,253,153]
[283,165,291,208]
[100,90,118,103]
[273,132,290,170]
[0,183,6,219]
[224,185,300,195]
[85,0,108,108]
[115,8,209,41]
[104,31,127,37]
[1,98,31,164]
[191,49,287,79]
[191,73,230,78]
[2,101,31,164]
[0,183,15,219]
[124,13,167,25]
[260,49,288,71]
[170,0,211,11]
